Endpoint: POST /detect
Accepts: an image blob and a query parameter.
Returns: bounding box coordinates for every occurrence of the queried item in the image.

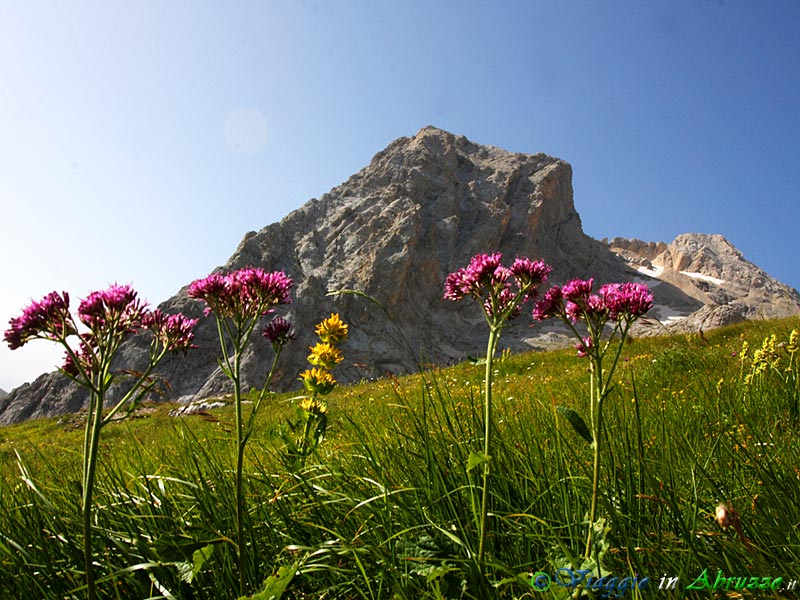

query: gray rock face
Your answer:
[3,127,799,424]
[0,388,7,400]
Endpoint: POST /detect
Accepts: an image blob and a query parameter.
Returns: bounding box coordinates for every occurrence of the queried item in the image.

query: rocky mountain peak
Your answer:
[654,233,742,276]
[608,234,800,330]
[2,129,799,424]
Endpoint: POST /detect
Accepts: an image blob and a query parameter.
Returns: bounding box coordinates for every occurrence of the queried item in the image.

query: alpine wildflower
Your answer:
[5,284,196,600]
[533,276,652,558]
[444,252,551,563]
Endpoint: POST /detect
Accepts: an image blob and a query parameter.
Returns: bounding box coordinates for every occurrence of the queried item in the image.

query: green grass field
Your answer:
[1,317,799,599]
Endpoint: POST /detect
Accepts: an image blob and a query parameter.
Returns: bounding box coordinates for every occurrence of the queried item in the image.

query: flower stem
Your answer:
[298,395,317,463]
[244,348,282,446]
[586,368,603,559]
[584,321,628,558]
[82,381,105,600]
[477,326,499,563]
[233,349,247,597]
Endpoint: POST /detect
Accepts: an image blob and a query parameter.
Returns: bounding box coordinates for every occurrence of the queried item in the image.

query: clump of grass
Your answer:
[1,316,799,598]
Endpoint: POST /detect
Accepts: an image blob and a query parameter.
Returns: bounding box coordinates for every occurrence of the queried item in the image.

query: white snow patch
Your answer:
[650,304,688,326]
[680,271,725,286]
[636,265,664,279]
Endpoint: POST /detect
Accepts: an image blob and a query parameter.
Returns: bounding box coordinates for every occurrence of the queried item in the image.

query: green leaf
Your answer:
[556,406,593,443]
[239,562,297,600]
[153,534,217,562]
[312,412,328,446]
[191,544,214,580]
[174,543,216,584]
[467,450,491,472]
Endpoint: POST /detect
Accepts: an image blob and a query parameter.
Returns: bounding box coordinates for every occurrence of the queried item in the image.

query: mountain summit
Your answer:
[3,127,799,423]
[608,234,800,330]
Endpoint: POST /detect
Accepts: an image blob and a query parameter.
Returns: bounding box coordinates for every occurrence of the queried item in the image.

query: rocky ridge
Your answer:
[2,127,799,424]
[607,234,800,331]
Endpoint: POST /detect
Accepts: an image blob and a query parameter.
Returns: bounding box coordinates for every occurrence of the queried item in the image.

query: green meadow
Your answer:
[1,317,799,599]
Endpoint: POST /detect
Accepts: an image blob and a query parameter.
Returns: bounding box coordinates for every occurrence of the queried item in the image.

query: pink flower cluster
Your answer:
[5,284,198,375]
[600,282,655,320]
[533,277,654,324]
[78,283,145,334]
[444,252,506,301]
[188,267,293,319]
[4,291,74,350]
[144,309,199,353]
[444,253,552,319]
[262,316,295,352]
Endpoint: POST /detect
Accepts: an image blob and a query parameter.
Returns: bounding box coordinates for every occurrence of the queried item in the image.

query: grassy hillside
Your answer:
[1,317,799,599]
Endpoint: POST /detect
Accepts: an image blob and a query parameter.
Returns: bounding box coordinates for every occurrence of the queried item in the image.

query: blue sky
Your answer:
[2,1,799,391]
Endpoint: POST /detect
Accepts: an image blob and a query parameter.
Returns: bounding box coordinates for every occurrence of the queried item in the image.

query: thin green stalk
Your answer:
[244,348,283,445]
[82,402,98,600]
[477,325,499,563]
[232,345,247,597]
[297,393,318,462]
[81,392,93,506]
[82,372,106,600]
[585,353,603,559]
[630,367,646,534]
[207,305,287,597]
[231,314,266,596]
[584,318,632,558]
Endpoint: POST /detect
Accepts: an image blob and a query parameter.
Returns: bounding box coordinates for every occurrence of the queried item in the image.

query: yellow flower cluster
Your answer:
[742,329,800,386]
[788,329,799,353]
[315,313,348,344]
[743,334,779,385]
[299,314,348,397]
[307,342,344,370]
[299,367,336,396]
[298,396,328,414]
